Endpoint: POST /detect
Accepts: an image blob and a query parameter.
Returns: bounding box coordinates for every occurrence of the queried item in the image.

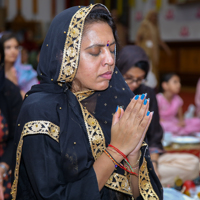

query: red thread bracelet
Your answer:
[108,144,130,163]
[104,150,138,176]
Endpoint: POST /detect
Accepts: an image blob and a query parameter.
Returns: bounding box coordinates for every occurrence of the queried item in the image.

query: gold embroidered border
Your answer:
[74,90,94,101]
[105,172,132,195]
[23,121,60,142]
[11,121,60,200]
[142,141,148,147]
[139,158,159,200]
[78,102,132,195]
[79,104,106,160]
[57,5,95,82]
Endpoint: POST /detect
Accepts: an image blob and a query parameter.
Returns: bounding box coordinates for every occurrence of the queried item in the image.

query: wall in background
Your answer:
[129,0,200,42]
[6,0,65,22]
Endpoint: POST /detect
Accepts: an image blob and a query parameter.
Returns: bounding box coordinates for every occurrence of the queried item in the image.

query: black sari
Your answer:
[11,4,163,200]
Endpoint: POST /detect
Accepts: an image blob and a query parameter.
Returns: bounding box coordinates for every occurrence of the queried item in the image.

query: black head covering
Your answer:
[117,45,149,76]
[12,4,162,200]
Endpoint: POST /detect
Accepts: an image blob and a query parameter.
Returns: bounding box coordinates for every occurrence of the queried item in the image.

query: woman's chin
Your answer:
[129,86,138,92]
[94,82,110,91]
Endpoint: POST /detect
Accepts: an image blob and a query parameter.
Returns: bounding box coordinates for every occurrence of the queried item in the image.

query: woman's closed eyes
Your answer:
[87,42,115,57]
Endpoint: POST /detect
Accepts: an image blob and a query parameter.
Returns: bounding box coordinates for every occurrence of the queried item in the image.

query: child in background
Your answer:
[195,78,200,118]
[156,73,200,135]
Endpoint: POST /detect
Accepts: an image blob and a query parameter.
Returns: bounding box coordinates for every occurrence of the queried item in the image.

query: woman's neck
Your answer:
[163,91,174,102]
[4,62,14,72]
[71,79,83,93]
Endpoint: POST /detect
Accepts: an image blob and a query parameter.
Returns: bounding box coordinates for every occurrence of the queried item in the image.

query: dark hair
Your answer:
[134,61,149,79]
[0,33,19,46]
[0,40,4,65]
[84,6,118,47]
[160,73,178,92]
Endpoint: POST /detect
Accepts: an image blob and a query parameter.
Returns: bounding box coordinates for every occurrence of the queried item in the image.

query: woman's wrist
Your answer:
[106,148,124,164]
[128,151,141,166]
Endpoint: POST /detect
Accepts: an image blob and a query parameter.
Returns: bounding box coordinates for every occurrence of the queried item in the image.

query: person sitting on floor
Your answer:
[117,45,199,187]
[157,73,200,135]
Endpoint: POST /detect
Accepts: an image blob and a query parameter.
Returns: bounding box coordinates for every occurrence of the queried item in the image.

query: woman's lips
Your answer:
[100,71,112,80]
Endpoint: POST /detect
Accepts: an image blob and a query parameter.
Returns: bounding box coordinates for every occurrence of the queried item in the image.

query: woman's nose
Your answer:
[104,49,114,66]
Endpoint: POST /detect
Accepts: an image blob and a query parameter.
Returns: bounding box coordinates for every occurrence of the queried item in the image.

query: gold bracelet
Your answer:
[131,150,141,167]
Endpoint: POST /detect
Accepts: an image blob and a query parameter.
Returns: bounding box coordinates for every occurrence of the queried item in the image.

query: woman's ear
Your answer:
[162,82,168,91]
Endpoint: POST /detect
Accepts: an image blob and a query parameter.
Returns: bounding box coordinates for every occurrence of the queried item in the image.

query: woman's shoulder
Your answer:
[156,92,162,99]
[156,93,165,103]
[20,92,64,124]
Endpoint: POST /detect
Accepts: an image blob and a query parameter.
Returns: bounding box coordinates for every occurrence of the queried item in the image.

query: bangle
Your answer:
[132,165,139,170]
[104,149,119,168]
[125,163,139,170]
[104,149,138,176]
[0,164,7,177]
[131,150,141,167]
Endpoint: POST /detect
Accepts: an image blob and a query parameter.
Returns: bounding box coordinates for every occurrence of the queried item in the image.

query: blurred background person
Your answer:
[157,73,200,135]
[117,45,164,178]
[21,47,29,65]
[111,9,128,50]
[0,33,39,97]
[195,78,200,118]
[0,37,22,200]
[136,9,171,88]
[117,45,199,187]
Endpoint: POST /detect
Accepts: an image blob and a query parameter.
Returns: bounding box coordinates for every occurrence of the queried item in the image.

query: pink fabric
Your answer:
[156,93,200,135]
[195,78,200,117]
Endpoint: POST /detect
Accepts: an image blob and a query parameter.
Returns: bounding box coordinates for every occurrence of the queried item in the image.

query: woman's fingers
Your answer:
[119,107,124,119]
[112,106,121,126]
[129,95,149,127]
[137,111,153,139]
[112,106,124,126]
[120,95,139,121]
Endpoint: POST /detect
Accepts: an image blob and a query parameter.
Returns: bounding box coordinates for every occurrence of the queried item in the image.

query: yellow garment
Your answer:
[136,10,161,83]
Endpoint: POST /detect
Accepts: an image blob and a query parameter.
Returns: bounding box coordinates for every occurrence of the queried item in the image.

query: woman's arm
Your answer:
[128,152,140,198]
[94,95,152,194]
[93,149,123,190]
[21,134,101,200]
[177,107,185,127]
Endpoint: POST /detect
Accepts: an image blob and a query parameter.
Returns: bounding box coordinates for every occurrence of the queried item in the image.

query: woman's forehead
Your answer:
[82,22,115,44]
[4,38,18,45]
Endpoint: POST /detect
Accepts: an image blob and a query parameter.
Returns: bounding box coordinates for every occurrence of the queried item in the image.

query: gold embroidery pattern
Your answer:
[74,90,94,101]
[106,172,132,195]
[139,158,159,200]
[142,141,148,147]
[11,121,60,200]
[78,102,132,195]
[57,5,95,82]
[23,121,60,142]
[79,104,105,159]
[11,134,23,200]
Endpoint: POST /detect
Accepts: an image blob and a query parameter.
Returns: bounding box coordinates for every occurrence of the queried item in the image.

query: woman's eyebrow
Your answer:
[85,41,116,50]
